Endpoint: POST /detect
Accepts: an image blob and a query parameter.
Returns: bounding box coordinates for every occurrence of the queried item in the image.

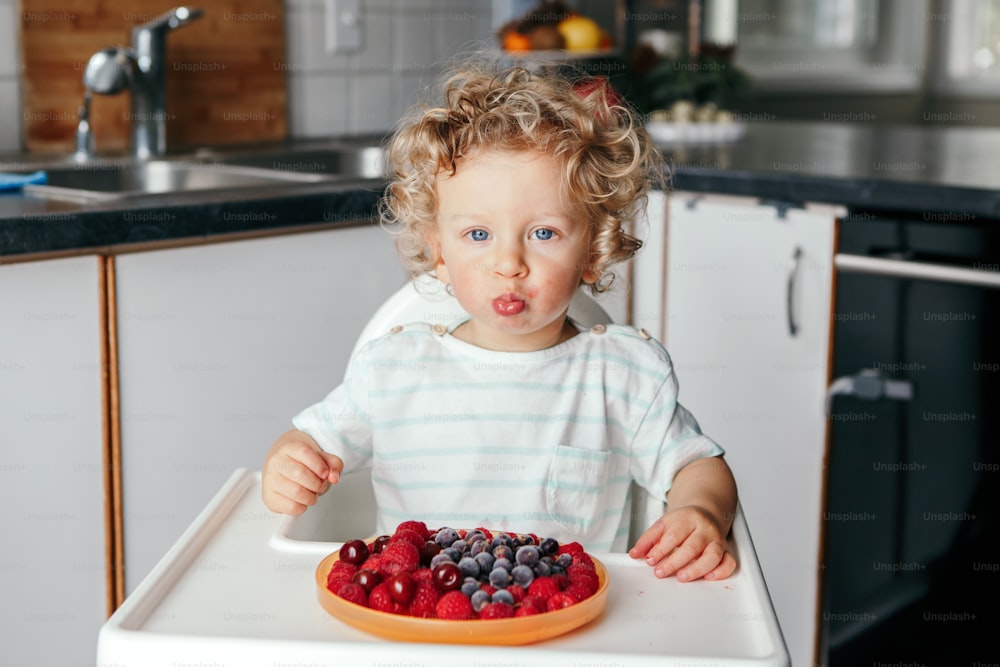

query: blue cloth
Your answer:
[0,171,48,191]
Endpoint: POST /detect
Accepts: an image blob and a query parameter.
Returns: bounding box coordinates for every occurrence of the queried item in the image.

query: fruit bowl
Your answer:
[315,547,609,645]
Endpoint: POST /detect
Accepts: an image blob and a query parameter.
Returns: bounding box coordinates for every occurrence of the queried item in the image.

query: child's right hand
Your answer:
[262,429,343,515]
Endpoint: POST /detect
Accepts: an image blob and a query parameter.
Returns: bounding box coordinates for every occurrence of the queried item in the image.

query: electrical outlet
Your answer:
[325,0,363,54]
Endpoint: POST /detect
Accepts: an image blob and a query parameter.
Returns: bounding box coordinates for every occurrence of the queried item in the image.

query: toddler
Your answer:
[263,61,737,582]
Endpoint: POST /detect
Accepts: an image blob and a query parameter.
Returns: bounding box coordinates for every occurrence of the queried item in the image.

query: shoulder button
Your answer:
[590,323,607,334]
[432,323,448,336]
[638,328,651,340]
[389,325,403,334]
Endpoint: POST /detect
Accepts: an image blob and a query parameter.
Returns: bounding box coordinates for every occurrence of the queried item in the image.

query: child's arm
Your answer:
[262,429,344,515]
[629,455,738,582]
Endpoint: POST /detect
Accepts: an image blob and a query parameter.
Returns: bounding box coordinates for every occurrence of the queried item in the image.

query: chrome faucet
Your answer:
[78,6,203,159]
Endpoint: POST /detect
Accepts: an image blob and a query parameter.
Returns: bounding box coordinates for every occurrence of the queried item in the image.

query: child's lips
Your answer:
[492,293,525,316]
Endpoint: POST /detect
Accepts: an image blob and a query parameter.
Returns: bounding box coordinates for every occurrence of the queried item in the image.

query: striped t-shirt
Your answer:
[293,321,724,552]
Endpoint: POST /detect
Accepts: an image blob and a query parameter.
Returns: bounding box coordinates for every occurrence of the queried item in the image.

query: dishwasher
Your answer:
[821,212,1000,664]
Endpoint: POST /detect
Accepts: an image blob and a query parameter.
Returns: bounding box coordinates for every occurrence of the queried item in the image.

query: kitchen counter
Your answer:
[3,121,1000,261]
[97,469,789,666]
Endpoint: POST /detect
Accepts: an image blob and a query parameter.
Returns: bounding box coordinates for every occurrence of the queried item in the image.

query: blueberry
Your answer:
[451,539,468,554]
[492,589,514,606]
[435,527,459,548]
[511,564,535,588]
[470,540,487,557]
[430,553,453,569]
[533,560,552,577]
[489,567,511,589]
[458,557,480,578]
[492,545,514,562]
[491,534,513,550]
[460,578,480,597]
[494,557,513,572]
[474,552,495,574]
[466,530,485,544]
[556,553,573,569]
[515,545,540,566]
[470,589,490,612]
[443,547,463,562]
[550,565,565,576]
[539,537,559,556]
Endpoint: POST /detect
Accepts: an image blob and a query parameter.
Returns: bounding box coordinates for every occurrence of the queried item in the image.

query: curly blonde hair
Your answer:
[379,59,665,293]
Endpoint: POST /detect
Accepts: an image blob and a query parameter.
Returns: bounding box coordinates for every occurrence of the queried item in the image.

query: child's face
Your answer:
[430,149,597,352]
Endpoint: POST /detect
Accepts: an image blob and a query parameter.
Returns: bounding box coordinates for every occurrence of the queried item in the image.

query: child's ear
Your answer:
[581,266,599,285]
[423,227,451,284]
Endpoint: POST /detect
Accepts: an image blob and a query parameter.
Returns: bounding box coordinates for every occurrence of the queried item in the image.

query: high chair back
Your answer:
[346,274,666,547]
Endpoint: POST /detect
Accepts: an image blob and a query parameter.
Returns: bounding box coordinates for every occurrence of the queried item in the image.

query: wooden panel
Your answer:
[18,0,287,154]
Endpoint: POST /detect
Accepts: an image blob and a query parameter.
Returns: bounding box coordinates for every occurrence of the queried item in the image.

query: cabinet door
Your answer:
[115,224,407,593]
[0,256,108,664]
[642,192,838,667]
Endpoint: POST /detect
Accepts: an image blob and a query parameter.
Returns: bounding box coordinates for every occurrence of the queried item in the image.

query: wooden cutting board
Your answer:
[18,0,287,154]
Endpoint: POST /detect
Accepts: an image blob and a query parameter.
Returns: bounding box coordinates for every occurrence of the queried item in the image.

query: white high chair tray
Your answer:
[98,469,789,666]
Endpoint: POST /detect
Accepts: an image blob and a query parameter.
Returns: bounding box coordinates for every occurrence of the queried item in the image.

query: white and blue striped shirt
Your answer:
[293,321,723,552]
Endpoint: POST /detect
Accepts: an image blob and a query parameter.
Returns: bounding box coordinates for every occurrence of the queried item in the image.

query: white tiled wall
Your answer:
[284,0,494,137]
[0,0,22,151]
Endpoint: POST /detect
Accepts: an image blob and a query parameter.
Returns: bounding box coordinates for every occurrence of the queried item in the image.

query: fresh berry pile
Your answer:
[325,522,601,620]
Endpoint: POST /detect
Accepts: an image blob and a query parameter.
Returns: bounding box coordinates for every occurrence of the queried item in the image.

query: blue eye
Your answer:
[531,228,555,241]
[468,229,489,242]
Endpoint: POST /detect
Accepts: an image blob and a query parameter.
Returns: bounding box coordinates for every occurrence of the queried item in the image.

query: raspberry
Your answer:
[326,561,358,592]
[380,540,420,576]
[412,567,434,585]
[527,577,560,600]
[473,526,494,541]
[479,602,515,620]
[564,582,595,602]
[407,581,440,618]
[391,528,425,550]
[573,552,595,568]
[515,595,546,617]
[396,520,430,540]
[360,556,383,580]
[557,541,585,556]
[507,584,526,604]
[546,592,578,611]
[480,584,497,597]
[436,590,473,620]
[368,582,405,614]
[336,582,368,607]
[550,573,570,591]
[567,566,600,594]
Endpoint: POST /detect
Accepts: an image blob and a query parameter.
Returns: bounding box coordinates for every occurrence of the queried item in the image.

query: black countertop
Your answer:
[2,121,999,261]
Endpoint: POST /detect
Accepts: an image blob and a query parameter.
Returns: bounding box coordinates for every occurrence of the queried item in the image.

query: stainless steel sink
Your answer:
[217,144,386,178]
[23,160,329,201]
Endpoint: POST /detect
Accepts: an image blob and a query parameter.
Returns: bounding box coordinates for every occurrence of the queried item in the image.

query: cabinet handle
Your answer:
[835,254,1000,290]
[786,246,802,337]
[825,369,914,416]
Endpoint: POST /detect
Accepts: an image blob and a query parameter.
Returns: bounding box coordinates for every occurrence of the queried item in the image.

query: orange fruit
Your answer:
[503,31,532,52]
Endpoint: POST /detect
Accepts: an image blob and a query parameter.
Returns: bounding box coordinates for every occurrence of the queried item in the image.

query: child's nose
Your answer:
[492,242,527,278]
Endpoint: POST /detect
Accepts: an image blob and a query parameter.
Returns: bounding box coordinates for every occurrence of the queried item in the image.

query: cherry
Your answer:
[351,569,382,593]
[370,535,392,554]
[432,561,462,592]
[420,540,442,567]
[338,539,370,566]
[387,572,414,605]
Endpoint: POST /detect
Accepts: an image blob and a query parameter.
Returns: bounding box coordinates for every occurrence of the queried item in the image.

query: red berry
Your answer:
[412,568,434,585]
[369,582,405,614]
[396,520,430,539]
[435,590,473,620]
[420,540,442,567]
[339,539,369,566]
[507,584,526,604]
[432,561,462,592]
[392,528,425,550]
[407,582,440,618]
[558,541,585,555]
[550,573,571,591]
[351,569,382,593]
[380,540,420,576]
[370,534,391,554]
[564,582,595,601]
[479,602,515,620]
[388,572,414,605]
[336,582,368,607]
[546,592,578,611]
[527,577,559,600]
[515,596,545,616]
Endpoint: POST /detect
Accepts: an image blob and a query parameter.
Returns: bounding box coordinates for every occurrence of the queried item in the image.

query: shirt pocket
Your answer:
[545,445,611,534]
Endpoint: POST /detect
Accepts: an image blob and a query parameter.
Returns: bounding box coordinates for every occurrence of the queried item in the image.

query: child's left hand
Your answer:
[629,505,737,582]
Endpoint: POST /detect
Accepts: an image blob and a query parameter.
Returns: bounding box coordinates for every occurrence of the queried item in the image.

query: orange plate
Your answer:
[315,548,609,645]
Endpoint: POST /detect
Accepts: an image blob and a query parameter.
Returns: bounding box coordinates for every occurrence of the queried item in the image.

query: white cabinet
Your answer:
[114,224,407,593]
[633,191,840,667]
[0,256,108,664]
